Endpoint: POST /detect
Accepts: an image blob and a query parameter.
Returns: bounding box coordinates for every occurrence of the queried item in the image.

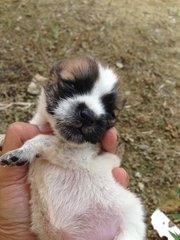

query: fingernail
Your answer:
[109,127,117,135]
[120,168,129,187]
[38,123,52,133]
[108,127,118,141]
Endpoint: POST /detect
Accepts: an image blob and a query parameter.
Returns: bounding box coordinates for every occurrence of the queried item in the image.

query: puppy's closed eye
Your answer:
[60,80,77,92]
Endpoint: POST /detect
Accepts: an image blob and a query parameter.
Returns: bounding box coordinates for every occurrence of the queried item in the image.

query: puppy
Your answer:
[0,56,145,240]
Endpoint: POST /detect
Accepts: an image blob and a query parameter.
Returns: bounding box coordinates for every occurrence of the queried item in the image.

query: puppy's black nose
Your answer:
[80,108,95,125]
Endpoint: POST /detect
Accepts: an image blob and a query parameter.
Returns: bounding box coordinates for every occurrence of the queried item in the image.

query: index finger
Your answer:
[0,122,41,184]
[2,122,41,153]
[2,122,52,153]
[0,122,52,184]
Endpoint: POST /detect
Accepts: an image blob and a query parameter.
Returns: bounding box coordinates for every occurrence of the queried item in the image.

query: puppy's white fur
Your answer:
[1,60,145,240]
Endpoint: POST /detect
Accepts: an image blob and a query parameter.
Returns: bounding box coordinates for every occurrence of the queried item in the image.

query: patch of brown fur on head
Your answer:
[49,56,99,84]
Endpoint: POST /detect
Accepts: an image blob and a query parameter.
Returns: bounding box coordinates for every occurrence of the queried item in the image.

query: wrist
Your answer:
[0,228,37,240]
[0,235,37,240]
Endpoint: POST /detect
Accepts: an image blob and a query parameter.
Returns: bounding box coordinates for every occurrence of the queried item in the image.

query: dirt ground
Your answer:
[0,0,180,239]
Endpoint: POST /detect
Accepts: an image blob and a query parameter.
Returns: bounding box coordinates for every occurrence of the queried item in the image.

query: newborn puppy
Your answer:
[0,56,145,240]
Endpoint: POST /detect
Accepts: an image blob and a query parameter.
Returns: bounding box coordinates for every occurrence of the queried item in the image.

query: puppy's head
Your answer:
[45,56,119,144]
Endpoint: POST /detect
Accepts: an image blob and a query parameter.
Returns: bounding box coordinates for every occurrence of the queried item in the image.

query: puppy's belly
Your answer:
[46,211,120,240]
[29,160,121,240]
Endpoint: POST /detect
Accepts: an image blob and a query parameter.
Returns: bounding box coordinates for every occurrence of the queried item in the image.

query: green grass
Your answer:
[170,232,180,240]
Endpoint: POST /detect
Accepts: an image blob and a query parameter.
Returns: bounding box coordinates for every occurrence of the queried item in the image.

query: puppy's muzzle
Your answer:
[78,105,95,126]
[56,103,114,144]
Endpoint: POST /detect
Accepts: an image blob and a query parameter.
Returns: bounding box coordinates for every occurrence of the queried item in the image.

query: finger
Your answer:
[2,122,52,153]
[112,167,129,188]
[101,127,117,153]
[0,122,52,186]
[37,123,53,134]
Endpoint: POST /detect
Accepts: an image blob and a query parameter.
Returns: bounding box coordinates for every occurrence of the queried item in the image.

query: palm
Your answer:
[0,167,36,240]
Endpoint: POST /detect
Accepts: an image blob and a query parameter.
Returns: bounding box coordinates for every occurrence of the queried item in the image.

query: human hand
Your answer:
[0,122,128,240]
[0,122,52,240]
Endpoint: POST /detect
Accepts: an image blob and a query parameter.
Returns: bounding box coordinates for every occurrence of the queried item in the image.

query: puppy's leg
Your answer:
[0,134,57,166]
[114,227,145,240]
[114,200,146,240]
[91,152,121,175]
[113,208,145,240]
[30,89,48,125]
[93,153,145,240]
[114,225,145,240]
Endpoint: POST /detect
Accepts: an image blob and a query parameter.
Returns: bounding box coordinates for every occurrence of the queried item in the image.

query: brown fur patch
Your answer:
[49,56,99,83]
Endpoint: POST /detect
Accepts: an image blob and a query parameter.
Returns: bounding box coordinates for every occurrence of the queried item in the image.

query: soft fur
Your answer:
[0,56,145,240]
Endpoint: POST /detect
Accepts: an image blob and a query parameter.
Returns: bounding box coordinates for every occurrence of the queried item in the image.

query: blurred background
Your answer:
[0,0,180,239]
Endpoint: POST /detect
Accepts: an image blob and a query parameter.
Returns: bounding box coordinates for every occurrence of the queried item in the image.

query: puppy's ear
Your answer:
[49,59,79,89]
[43,61,64,115]
[49,60,75,93]
[49,60,64,82]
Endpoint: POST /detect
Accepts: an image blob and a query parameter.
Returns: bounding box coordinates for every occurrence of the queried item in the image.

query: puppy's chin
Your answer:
[58,126,85,144]
[56,124,107,144]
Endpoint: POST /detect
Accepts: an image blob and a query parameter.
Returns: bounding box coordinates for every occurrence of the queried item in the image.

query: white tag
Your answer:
[151,209,180,239]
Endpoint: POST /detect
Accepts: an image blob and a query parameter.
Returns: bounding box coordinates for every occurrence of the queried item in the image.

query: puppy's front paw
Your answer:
[0,149,28,166]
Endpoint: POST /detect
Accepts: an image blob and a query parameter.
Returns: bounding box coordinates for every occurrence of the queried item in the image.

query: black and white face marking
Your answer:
[45,56,119,144]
